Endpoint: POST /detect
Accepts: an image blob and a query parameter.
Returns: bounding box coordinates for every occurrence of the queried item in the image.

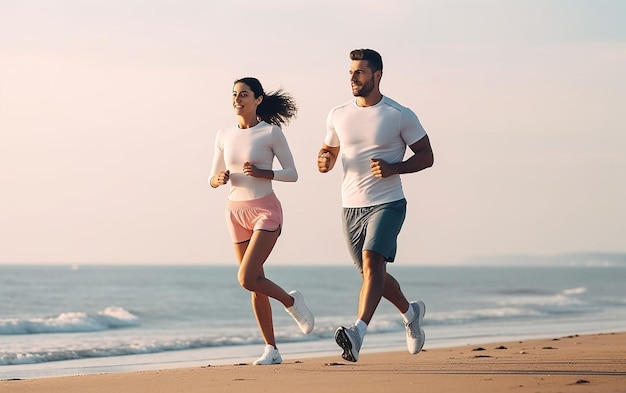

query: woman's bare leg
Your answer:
[233,229,294,346]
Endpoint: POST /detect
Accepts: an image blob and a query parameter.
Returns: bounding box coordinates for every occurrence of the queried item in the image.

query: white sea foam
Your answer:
[425,307,541,325]
[0,306,139,335]
[562,287,587,295]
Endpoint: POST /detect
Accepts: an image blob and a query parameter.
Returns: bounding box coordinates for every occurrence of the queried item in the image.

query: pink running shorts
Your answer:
[225,192,283,243]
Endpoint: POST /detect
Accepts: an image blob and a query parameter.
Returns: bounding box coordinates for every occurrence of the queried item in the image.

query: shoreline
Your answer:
[3,325,620,381]
[3,331,626,393]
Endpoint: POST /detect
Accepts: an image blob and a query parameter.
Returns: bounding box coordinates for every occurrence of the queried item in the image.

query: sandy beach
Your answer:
[3,331,625,393]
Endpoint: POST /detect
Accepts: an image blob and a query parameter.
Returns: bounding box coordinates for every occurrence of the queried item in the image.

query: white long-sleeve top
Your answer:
[209,121,298,201]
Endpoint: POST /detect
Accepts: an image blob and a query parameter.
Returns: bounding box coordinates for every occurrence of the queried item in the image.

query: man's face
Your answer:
[349,60,377,97]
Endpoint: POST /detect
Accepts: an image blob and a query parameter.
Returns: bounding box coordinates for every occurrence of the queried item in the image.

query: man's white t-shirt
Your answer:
[324,96,427,208]
[209,121,297,201]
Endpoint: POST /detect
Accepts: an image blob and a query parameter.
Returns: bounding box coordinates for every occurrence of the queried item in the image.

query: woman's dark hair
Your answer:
[234,77,298,127]
[349,49,383,73]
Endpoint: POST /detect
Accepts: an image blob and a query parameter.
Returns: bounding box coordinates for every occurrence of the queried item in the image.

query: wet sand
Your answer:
[3,332,625,393]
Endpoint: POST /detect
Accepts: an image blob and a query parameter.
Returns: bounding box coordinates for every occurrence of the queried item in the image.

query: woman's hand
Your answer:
[243,161,259,177]
[213,170,230,187]
[243,161,274,179]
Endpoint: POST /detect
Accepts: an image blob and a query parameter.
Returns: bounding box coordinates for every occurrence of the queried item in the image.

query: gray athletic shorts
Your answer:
[342,198,407,273]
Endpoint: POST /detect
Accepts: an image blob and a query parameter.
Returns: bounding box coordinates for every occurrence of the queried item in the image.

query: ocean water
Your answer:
[1,264,625,379]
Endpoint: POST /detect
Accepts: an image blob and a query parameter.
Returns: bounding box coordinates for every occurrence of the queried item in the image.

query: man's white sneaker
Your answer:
[405,300,426,354]
[334,325,362,362]
[285,290,314,334]
[253,345,282,365]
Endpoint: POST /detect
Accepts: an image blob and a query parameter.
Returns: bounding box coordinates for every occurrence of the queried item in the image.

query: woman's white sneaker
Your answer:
[285,290,314,334]
[253,345,282,365]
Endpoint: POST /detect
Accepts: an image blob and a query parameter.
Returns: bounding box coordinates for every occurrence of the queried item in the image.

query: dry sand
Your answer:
[3,332,626,393]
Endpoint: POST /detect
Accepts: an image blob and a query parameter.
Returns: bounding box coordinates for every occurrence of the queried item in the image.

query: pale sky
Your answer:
[1,0,624,265]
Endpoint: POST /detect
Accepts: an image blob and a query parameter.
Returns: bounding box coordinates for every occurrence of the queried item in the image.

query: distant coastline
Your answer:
[461,252,626,267]
[1,252,626,267]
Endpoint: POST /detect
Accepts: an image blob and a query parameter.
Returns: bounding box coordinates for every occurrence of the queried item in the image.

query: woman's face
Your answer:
[232,82,262,117]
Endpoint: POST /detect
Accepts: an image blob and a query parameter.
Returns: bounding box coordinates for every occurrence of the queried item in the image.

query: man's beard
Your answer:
[352,77,375,97]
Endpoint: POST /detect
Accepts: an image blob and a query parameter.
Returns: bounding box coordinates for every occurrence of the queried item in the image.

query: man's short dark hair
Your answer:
[349,49,383,73]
